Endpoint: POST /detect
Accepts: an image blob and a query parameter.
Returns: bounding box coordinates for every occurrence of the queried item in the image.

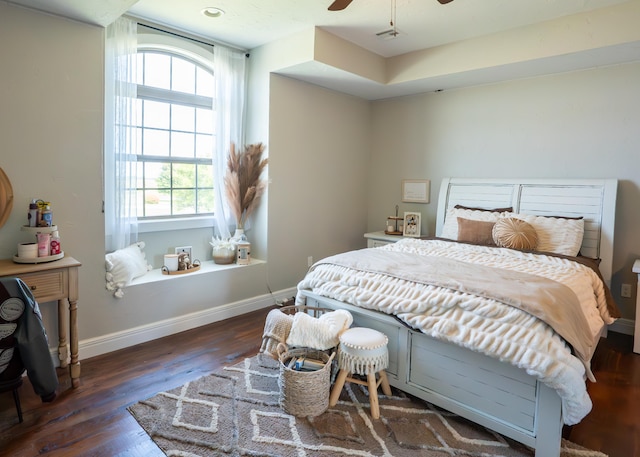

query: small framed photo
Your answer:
[402,179,430,203]
[403,211,421,237]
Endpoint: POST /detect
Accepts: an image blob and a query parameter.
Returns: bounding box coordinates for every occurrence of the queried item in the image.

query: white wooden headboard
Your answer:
[435,178,618,284]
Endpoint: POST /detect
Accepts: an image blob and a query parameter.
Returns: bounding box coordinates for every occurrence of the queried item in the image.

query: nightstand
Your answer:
[364,231,405,248]
[633,259,640,354]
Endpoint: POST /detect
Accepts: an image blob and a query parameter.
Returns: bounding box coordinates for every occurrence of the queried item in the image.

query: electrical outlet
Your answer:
[621,283,632,298]
[175,246,192,258]
[307,256,313,267]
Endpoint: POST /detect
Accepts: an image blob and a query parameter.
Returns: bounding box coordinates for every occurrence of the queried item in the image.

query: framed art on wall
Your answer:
[402,179,430,203]
[403,212,421,237]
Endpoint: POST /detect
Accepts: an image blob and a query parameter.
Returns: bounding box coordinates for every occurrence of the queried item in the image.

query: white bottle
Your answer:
[50,230,61,255]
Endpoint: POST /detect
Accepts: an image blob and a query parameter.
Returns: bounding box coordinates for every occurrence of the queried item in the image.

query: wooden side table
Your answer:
[633,259,640,354]
[0,256,81,387]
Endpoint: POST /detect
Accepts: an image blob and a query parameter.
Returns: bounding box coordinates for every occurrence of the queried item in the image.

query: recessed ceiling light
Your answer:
[201,7,225,18]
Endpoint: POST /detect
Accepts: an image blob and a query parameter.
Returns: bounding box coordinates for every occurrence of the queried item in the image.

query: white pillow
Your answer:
[105,242,152,298]
[440,208,511,240]
[286,309,353,350]
[510,214,584,256]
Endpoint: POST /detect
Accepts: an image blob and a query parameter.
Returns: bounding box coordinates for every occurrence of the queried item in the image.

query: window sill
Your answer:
[130,258,265,286]
[137,215,216,233]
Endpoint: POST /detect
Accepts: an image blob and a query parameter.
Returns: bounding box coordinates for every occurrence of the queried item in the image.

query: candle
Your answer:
[164,254,179,272]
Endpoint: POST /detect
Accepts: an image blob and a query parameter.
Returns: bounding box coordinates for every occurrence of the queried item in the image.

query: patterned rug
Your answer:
[128,355,607,457]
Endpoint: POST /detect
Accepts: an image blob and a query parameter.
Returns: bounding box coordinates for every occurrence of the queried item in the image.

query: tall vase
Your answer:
[231,228,246,242]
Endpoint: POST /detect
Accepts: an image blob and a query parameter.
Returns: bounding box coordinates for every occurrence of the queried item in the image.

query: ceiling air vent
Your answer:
[376,28,400,40]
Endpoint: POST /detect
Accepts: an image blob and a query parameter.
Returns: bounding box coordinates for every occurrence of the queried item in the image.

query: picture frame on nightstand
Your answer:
[402,212,421,237]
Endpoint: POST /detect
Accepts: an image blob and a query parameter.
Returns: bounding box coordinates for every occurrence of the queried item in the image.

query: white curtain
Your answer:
[212,45,247,239]
[104,17,138,252]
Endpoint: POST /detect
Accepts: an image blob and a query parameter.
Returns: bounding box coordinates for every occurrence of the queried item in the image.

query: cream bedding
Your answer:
[296,238,616,425]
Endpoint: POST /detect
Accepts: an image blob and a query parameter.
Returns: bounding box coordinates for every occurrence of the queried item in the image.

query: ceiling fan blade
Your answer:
[437,0,455,4]
[328,0,354,11]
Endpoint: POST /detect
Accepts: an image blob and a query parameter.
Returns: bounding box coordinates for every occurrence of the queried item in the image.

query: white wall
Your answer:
[369,63,640,320]
[0,3,107,346]
[244,27,372,285]
[266,74,371,290]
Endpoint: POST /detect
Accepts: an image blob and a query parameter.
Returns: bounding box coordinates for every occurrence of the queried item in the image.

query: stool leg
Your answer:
[367,372,380,419]
[379,370,392,396]
[329,369,349,407]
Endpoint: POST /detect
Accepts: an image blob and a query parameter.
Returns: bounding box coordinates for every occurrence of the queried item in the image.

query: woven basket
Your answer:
[259,305,334,365]
[279,304,333,318]
[277,343,335,417]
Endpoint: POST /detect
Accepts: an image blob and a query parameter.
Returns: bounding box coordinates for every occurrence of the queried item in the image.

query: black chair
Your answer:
[0,340,26,423]
[0,374,24,423]
[0,278,27,424]
[0,277,58,423]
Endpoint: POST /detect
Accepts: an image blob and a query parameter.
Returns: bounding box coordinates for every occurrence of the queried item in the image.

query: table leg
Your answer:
[68,298,80,388]
[57,299,69,368]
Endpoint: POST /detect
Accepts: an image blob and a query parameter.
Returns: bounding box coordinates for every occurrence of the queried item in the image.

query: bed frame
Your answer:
[300,177,618,457]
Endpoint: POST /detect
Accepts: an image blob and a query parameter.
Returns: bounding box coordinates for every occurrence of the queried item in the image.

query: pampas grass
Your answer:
[224,143,268,229]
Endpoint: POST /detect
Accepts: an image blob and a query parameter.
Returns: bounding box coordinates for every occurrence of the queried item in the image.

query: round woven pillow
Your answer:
[492,217,538,251]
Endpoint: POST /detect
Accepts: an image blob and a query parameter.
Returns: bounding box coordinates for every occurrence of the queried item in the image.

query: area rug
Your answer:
[128,355,607,457]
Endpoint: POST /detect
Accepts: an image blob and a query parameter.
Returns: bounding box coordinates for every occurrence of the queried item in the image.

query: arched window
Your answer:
[106,20,246,253]
[135,47,215,218]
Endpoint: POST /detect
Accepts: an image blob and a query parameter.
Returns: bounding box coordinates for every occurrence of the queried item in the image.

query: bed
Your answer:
[295,177,619,457]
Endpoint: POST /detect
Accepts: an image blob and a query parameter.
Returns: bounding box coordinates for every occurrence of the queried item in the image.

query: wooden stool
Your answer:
[329,327,392,419]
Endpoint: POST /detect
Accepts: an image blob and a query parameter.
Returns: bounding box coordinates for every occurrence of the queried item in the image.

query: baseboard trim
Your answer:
[72,288,297,363]
[608,317,634,336]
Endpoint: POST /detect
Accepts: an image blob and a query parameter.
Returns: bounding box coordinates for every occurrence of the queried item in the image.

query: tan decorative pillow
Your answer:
[441,208,511,240]
[492,218,538,251]
[457,217,496,246]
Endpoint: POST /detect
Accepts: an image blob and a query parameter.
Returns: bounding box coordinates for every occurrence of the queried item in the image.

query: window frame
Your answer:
[135,33,217,234]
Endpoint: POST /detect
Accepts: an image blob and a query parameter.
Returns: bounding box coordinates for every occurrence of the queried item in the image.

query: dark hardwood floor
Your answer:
[566,331,640,457]
[1,307,638,457]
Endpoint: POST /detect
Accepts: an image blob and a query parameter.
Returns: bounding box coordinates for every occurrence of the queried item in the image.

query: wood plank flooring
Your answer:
[0,307,638,457]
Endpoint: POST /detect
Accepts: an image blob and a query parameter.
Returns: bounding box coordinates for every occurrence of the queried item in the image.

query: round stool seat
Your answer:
[338,327,388,375]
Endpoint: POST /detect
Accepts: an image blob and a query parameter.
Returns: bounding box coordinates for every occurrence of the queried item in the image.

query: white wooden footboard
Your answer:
[302,291,563,457]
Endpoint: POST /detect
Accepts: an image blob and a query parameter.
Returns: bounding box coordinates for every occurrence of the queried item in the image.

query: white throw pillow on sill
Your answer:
[105,241,152,298]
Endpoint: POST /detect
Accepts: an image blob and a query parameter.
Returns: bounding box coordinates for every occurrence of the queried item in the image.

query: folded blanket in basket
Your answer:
[259,309,293,359]
[286,309,353,350]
